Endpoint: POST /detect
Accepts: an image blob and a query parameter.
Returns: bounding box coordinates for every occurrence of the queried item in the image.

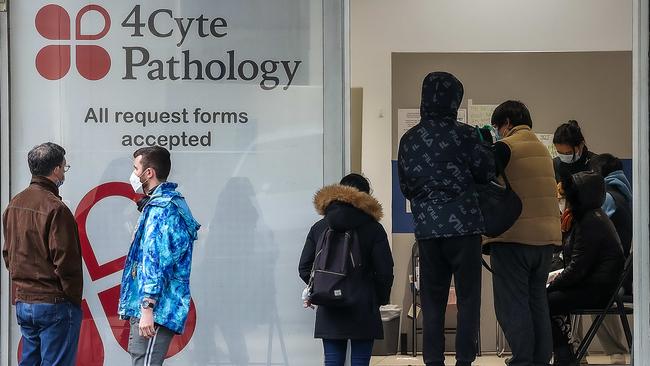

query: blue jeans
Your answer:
[16,301,82,366]
[322,339,374,366]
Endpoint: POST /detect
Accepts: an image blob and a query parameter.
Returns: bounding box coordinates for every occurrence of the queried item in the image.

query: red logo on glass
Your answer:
[35,4,111,80]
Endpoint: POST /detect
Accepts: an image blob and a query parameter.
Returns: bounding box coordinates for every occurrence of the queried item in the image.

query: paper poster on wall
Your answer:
[457,108,467,124]
[536,133,558,158]
[397,108,420,141]
[9,1,329,365]
[467,99,497,127]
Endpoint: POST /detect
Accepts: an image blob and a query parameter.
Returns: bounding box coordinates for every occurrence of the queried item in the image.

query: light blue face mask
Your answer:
[490,125,507,141]
[494,128,502,141]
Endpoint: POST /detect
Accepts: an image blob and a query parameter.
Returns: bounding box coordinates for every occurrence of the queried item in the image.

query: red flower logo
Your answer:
[35,4,111,80]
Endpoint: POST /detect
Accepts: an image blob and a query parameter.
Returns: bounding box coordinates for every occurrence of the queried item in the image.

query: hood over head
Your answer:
[420,71,464,121]
[566,171,606,212]
[148,182,201,240]
[604,170,632,202]
[314,184,383,231]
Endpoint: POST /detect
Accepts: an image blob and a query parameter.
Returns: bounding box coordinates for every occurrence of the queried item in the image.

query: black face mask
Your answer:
[136,196,150,212]
[135,184,161,212]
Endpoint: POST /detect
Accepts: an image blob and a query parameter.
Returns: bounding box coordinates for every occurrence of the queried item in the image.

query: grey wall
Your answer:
[392,52,633,159]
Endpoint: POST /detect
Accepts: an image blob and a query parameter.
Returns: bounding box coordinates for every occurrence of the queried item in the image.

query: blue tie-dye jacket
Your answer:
[118,182,200,334]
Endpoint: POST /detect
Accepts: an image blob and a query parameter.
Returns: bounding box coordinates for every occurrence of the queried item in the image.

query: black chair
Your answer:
[570,254,633,364]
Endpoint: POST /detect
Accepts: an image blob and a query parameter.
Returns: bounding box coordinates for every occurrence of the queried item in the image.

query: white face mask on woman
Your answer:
[558,150,581,164]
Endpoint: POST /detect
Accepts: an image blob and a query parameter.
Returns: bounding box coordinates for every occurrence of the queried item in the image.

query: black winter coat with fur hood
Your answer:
[299,185,394,340]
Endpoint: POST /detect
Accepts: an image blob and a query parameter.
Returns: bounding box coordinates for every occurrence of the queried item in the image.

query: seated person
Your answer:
[588,154,633,361]
[546,171,625,365]
[588,154,632,262]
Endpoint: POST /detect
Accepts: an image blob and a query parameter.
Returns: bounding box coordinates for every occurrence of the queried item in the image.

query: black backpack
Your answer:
[308,228,362,307]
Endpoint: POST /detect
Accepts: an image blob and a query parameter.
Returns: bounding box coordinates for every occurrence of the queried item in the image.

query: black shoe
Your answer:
[553,345,577,366]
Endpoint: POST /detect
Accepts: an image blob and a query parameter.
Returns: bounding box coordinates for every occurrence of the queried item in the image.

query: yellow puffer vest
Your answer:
[484,125,562,246]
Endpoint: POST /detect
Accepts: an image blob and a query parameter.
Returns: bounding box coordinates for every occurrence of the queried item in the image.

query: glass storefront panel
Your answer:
[4,1,345,364]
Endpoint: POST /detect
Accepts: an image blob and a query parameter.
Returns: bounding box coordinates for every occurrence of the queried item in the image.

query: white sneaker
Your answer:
[610,354,627,365]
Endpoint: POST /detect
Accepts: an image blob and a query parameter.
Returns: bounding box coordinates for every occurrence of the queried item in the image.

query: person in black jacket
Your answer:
[299,174,394,366]
[552,120,596,182]
[398,72,495,239]
[397,71,494,366]
[547,171,625,365]
[588,154,632,263]
[588,153,633,361]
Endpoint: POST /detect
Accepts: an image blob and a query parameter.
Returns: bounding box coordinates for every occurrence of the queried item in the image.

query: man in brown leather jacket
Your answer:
[2,142,83,366]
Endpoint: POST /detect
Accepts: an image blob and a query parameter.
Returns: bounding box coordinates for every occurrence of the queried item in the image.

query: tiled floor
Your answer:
[370,354,631,365]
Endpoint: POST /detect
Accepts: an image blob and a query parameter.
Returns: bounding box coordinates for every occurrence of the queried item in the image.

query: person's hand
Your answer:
[303,299,314,309]
[557,182,565,199]
[139,308,156,338]
[547,271,559,285]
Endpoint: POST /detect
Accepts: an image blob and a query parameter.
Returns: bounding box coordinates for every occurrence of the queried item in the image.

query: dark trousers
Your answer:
[547,285,614,347]
[322,339,373,366]
[418,235,482,366]
[491,243,554,366]
[16,301,82,366]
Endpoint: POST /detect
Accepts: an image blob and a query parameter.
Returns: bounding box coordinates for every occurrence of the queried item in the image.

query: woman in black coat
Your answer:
[298,174,394,366]
[552,120,596,182]
[547,171,625,365]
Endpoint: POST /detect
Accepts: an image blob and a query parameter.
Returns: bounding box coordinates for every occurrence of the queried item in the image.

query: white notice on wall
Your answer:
[467,99,497,127]
[457,108,467,124]
[397,109,420,141]
[536,133,558,158]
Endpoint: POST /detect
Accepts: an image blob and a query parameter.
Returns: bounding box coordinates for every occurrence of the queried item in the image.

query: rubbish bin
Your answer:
[372,305,402,356]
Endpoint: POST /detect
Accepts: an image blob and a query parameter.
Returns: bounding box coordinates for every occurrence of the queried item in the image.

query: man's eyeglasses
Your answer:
[62,164,70,172]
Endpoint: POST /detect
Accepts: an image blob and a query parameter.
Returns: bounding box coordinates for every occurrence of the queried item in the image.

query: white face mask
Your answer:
[559,198,566,212]
[129,170,146,193]
[558,151,581,164]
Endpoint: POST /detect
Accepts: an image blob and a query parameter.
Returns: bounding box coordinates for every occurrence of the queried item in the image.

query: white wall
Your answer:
[350,0,633,235]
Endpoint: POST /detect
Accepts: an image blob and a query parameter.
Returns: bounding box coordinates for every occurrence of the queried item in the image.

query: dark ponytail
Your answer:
[553,120,585,147]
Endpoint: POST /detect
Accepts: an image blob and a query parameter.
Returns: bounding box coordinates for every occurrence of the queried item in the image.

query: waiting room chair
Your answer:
[570,254,633,364]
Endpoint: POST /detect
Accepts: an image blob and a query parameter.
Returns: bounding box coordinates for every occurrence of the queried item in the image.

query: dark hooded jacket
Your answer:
[298,185,394,340]
[547,172,624,292]
[602,170,633,294]
[602,170,632,259]
[397,72,495,239]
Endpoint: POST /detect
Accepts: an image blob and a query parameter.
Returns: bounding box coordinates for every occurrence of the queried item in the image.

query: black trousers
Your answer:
[418,235,481,366]
[491,243,554,366]
[547,284,614,347]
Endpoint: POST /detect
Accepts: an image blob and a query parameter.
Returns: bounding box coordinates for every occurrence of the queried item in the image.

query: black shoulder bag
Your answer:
[476,164,522,239]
